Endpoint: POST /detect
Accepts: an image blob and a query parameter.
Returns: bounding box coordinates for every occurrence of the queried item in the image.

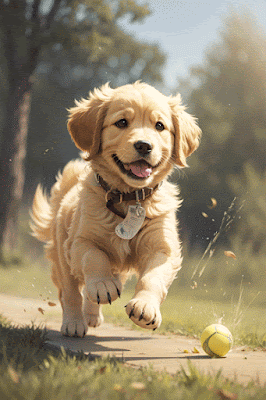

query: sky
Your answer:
[118,0,266,90]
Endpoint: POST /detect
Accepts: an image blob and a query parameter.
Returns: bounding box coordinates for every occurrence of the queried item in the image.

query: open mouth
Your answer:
[112,154,156,180]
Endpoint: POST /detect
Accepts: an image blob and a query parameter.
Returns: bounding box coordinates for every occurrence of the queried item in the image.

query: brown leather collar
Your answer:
[96,174,160,219]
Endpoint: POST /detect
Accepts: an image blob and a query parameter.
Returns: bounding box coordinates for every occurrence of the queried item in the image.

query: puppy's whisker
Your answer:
[160,154,174,168]
[116,147,131,162]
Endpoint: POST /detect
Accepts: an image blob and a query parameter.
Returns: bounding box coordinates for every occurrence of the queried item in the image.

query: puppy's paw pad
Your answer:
[61,320,88,337]
[125,299,162,330]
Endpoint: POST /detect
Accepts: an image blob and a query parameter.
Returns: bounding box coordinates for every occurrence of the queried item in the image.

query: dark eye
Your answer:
[115,119,128,129]
[155,121,165,131]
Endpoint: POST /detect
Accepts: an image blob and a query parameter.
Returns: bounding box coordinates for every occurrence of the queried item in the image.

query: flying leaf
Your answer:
[224,251,237,259]
[8,366,20,384]
[48,302,56,307]
[202,212,208,218]
[191,281,197,289]
[38,307,45,315]
[208,198,217,209]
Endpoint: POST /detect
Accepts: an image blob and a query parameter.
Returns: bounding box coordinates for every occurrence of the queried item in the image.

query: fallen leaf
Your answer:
[183,349,189,353]
[224,251,237,260]
[208,198,217,209]
[216,389,238,400]
[202,212,208,218]
[192,347,200,354]
[98,366,106,374]
[113,384,123,391]
[130,382,146,390]
[38,307,45,315]
[48,301,56,307]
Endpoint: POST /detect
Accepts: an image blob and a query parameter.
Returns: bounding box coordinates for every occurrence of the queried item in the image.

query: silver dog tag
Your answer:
[115,205,146,240]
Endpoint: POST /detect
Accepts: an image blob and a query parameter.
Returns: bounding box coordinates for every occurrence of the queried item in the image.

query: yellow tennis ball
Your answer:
[201,324,233,357]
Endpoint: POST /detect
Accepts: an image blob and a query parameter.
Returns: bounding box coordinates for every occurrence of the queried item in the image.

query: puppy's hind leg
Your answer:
[56,271,88,338]
[50,231,88,338]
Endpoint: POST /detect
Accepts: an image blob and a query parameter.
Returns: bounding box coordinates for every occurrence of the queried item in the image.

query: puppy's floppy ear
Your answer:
[67,83,113,160]
[169,94,202,167]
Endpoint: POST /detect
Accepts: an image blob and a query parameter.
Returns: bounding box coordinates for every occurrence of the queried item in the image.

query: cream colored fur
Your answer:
[31,81,201,337]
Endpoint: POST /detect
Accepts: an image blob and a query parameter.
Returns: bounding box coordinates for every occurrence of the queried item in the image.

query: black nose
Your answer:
[134,140,152,155]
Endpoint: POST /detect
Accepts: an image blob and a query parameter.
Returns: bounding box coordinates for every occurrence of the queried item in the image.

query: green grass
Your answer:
[0,321,266,400]
[102,282,266,348]
[0,255,266,349]
[0,248,57,299]
[0,318,47,371]
[4,205,265,348]
[1,225,266,398]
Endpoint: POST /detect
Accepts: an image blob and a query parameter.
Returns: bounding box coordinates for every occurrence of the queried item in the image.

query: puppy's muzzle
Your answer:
[134,140,152,156]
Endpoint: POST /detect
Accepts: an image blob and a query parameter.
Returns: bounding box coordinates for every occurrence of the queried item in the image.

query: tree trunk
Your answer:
[0,1,65,257]
[0,77,32,253]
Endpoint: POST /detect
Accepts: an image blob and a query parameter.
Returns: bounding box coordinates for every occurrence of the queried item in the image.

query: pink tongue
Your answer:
[130,162,152,178]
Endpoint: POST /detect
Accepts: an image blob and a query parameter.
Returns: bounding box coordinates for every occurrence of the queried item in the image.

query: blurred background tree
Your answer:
[0,0,165,255]
[229,163,266,253]
[176,11,266,253]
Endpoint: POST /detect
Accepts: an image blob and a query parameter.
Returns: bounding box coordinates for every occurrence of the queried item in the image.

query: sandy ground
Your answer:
[1,293,266,385]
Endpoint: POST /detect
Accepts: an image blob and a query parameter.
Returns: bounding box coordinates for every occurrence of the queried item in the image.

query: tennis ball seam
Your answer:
[202,331,218,358]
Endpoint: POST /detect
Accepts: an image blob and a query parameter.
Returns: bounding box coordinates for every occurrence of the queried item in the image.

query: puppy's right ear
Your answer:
[67,83,113,160]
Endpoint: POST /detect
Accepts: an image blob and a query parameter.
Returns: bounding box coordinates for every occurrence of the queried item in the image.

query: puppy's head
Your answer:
[68,82,201,189]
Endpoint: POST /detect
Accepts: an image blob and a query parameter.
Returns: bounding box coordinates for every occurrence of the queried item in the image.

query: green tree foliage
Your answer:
[176,11,266,248]
[0,0,165,251]
[229,163,266,252]
[24,3,165,192]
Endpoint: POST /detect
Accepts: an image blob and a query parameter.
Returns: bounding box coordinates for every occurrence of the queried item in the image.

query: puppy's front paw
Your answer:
[85,277,122,305]
[61,319,88,338]
[125,298,162,330]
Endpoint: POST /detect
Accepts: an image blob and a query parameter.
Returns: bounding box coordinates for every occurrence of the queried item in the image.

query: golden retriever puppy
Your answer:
[31,81,201,337]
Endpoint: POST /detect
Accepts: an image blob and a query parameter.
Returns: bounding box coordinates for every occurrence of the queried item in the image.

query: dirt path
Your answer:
[1,293,266,385]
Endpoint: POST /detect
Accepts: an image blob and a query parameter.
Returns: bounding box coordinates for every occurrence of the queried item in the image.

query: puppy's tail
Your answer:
[30,184,52,243]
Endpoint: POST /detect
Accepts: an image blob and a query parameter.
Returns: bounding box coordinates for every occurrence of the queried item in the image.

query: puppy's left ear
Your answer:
[169,94,202,167]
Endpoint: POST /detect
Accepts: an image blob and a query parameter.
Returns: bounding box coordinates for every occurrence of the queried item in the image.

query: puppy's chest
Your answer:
[99,221,139,267]
[109,232,133,265]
